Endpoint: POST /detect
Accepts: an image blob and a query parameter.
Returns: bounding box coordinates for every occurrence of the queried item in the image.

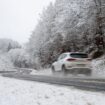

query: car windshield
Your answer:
[70,53,88,58]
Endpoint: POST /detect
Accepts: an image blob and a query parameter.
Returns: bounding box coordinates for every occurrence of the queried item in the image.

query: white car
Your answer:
[51,52,92,75]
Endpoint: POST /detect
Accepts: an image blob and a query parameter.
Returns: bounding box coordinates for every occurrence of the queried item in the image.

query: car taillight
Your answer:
[87,58,92,61]
[67,58,76,61]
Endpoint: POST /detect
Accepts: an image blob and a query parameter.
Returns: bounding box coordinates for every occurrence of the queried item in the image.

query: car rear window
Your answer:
[70,53,88,58]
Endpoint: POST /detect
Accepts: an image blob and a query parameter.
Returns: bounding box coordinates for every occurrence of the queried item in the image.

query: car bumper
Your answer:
[65,63,92,70]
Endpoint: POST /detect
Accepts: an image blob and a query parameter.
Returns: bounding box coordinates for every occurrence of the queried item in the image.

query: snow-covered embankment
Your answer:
[92,56,105,77]
[0,76,105,105]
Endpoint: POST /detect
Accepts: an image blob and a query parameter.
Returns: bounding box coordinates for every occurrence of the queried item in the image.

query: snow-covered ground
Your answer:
[30,68,52,75]
[0,54,14,71]
[0,76,105,105]
[92,56,105,77]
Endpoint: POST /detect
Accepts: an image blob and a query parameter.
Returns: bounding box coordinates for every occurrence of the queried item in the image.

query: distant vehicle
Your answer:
[51,52,92,75]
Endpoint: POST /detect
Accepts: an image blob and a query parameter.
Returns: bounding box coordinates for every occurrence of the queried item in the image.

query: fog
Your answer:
[0,0,55,44]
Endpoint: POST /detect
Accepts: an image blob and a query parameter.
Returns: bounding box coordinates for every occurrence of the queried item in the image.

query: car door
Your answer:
[55,54,67,71]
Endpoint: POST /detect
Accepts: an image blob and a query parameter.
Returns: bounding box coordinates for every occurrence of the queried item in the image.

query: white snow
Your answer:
[0,54,14,71]
[30,68,52,75]
[92,56,105,77]
[0,76,105,105]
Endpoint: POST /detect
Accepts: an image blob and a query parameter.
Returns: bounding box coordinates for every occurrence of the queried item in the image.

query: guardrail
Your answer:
[0,66,36,74]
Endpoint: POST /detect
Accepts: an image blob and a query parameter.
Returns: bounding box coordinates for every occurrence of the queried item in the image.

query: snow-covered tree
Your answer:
[8,48,31,68]
[0,54,14,71]
[28,0,104,68]
[0,38,21,53]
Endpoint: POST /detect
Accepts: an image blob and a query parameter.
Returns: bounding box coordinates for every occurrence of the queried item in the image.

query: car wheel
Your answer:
[61,65,67,75]
[51,66,56,73]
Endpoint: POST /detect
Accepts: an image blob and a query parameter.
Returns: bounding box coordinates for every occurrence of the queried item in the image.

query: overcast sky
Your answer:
[0,0,55,44]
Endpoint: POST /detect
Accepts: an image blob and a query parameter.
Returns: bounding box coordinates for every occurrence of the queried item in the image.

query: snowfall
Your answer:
[0,75,104,105]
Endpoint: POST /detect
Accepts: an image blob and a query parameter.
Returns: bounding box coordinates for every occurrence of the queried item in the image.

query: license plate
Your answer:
[77,64,85,66]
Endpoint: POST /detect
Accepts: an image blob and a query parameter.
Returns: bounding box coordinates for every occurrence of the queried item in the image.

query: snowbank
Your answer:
[30,68,52,75]
[0,54,14,71]
[92,56,105,77]
[0,76,105,105]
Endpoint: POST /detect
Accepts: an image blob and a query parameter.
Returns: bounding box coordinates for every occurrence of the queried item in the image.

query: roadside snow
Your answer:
[0,54,13,71]
[0,76,105,105]
[92,56,105,77]
[30,68,52,75]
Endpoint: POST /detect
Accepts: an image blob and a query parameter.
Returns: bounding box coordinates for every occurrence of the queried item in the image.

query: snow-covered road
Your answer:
[0,76,105,105]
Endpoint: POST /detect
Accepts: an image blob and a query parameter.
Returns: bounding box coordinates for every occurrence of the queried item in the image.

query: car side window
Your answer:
[58,54,67,60]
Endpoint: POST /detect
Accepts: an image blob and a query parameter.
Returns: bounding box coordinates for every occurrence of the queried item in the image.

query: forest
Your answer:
[0,0,105,69]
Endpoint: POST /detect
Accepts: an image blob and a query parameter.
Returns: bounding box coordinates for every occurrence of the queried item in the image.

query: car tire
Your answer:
[61,65,67,75]
[51,66,56,73]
